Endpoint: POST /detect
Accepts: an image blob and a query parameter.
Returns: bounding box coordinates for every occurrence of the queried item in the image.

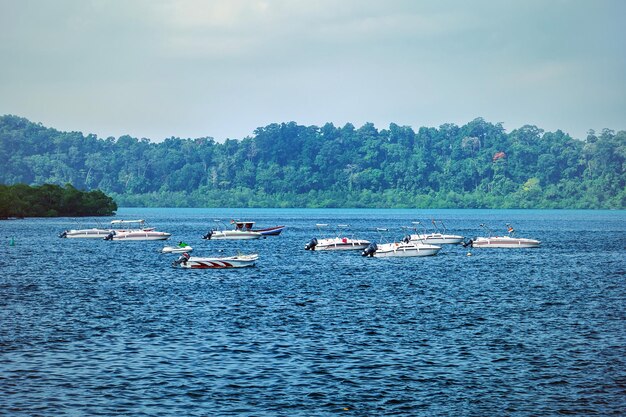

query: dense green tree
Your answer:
[0,183,116,218]
[0,115,624,209]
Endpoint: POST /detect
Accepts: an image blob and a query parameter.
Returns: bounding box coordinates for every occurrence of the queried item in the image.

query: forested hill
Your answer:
[0,115,624,209]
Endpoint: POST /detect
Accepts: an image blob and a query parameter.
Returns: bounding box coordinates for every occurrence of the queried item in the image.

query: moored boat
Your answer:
[59,227,112,239]
[104,220,171,241]
[409,220,464,244]
[203,220,263,240]
[362,227,441,257]
[172,252,258,269]
[465,224,541,248]
[304,224,370,251]
[362,239,441,258]
[161,241,193,253]
[230,219,285,236]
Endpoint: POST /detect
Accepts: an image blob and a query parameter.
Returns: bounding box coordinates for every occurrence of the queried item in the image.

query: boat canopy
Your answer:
[231,220,255,230]
[111,219,145,225]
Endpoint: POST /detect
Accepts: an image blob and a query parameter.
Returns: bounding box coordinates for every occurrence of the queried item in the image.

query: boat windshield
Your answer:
[232,220,255,230]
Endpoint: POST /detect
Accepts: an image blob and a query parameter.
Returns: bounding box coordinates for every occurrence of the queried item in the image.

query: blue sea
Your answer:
[1,208,625,416]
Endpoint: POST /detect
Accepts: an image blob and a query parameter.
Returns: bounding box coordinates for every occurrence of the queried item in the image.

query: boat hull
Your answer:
[110,232,171,241]
[161,245,193,253]
[307,237,370,251]
[61,229,111,238]
[252,225,285,236]
[177,255,258,269]
[410,233,464,245]
[208,231,263,240]
[471,237,541,248]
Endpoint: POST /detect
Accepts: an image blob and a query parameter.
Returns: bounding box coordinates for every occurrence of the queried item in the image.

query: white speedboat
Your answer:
[104,219,171,241]
[409,220,464,244]
[172,252,258,269]
[161,242,193,253]
[466,224,541,248]
[203,220,263,240]
[59,227,111,238]
[304,224,370,251]
[362,240,441,258]
[411,233,464,245]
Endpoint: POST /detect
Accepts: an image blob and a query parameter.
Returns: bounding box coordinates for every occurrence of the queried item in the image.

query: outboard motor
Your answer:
[461,238,474,248]
[172,252,191,267]
[202,231,213,240]
[104,231,116,241]
[304,238,318,251]
[59,231,67,238]
[362,243,378,257]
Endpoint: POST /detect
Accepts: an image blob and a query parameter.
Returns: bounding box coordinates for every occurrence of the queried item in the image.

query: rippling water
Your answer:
[1,208,625,416]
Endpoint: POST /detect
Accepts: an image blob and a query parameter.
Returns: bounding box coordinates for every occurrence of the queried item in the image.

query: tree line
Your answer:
[0,115,624,209]
[0,183,117,218]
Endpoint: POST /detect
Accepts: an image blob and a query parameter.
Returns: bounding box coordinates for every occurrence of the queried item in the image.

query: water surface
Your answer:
[1,208,625,416]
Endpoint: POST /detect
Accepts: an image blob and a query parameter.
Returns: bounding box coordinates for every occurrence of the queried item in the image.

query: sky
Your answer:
[0,0,624,142]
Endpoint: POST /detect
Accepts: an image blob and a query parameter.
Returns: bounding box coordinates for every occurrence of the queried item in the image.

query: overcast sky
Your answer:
[0,0,624,142]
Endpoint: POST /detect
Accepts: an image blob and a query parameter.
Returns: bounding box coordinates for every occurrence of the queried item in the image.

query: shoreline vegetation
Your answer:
[0,183,117,219]
[1,115,624,210]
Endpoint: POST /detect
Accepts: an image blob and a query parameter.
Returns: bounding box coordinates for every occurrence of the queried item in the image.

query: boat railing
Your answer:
[505,223,516,236]
[335,224,356,239]
[111,219,148,231]
[411,219,448,236]
[315,223,358,239]
[438,220,450,234]
[410,221,430,238]
[374,227,411,244]
[479,223,494,237]
[372,227,390,244]
[429,219,442,234]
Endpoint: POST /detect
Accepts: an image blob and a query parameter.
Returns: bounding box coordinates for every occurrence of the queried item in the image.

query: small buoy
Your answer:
[466,252,472,256]
[9,237,15,246]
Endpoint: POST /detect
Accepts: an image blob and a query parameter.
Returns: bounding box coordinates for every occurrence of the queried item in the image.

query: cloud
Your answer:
[0,0,624,141]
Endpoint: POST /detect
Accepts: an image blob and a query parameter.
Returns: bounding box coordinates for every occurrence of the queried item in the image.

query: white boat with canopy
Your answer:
[465,224,541,248]
[409,220,464,245]
[104,219,171,241]
[304,224,370,251]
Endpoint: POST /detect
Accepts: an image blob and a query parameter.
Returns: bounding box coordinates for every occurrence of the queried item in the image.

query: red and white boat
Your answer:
[305,224,370,251]
[172,252,258,269]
